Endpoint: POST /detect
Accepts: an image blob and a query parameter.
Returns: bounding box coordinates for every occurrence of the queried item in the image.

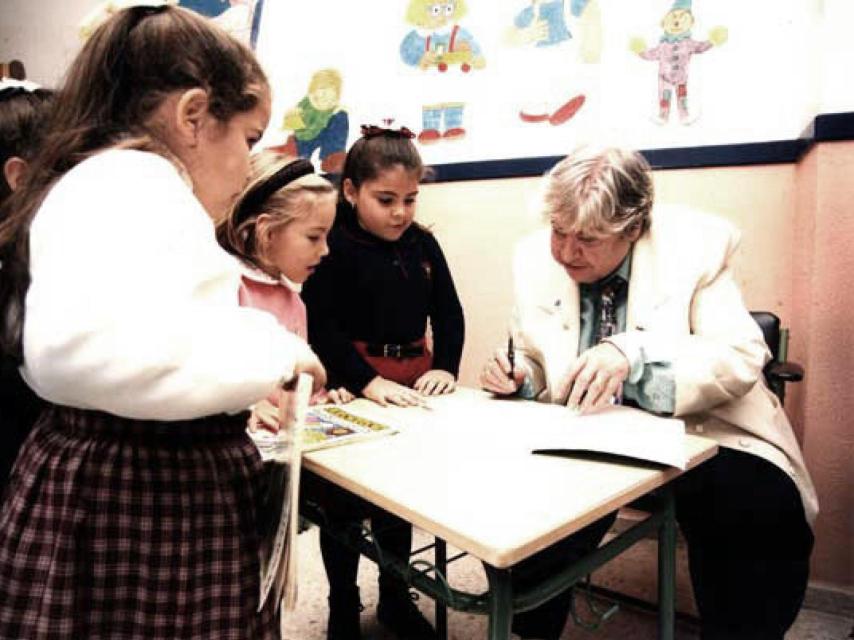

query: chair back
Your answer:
[750,311,781,362]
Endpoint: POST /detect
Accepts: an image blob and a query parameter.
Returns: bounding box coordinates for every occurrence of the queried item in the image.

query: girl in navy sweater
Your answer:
[302,125,464,639]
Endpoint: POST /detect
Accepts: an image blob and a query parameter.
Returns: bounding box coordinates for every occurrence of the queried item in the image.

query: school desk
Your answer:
[300,388,718,640]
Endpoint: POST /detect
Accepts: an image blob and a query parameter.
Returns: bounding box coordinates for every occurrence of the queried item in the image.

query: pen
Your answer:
[507,334,515,379]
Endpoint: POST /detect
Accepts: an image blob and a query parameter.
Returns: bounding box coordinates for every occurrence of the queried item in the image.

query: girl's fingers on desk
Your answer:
[364,377,425,407]
[414,370,455,395]
[327,387,355,404]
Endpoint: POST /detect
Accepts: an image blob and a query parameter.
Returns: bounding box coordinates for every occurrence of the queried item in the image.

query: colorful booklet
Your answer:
[301,405,397,451]
[251,392,397,613]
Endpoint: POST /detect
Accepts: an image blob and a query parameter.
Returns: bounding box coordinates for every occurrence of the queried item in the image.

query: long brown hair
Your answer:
[0,5,268,360]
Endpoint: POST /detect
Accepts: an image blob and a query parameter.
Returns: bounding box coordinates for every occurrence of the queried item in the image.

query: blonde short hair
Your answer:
[216,151,336,275]
[308,68,342,95]
[543,146,653,238]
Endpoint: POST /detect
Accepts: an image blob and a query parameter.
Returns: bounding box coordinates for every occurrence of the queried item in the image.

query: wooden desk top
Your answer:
[303,388,717,568]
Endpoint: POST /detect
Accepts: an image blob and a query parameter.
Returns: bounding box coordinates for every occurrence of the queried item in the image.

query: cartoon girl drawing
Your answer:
[630,0,727,125]
[400,0,486,144]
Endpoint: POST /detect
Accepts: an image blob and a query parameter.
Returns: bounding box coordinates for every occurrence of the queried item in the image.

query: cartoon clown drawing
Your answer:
[400,0,486,144]
[630,0,727,125]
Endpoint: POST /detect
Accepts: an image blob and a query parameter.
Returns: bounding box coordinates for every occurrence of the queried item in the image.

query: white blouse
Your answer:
[22,149,309,420]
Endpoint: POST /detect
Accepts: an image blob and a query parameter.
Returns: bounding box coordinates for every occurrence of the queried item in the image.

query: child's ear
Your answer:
[174,88,211,147]
[3,156,28,192]
[254,213,276,251]
[342,178,357,206]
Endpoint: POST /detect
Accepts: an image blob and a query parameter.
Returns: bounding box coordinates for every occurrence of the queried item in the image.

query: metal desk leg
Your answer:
[657,488,677,640]
[484,564,513,640]
[435,537,448,640]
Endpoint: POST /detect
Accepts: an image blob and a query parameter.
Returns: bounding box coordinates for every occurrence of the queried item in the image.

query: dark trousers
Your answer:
[675,447,813,640]
[511,513,617,640]
[303,472,414,598]
[510,448,812,640]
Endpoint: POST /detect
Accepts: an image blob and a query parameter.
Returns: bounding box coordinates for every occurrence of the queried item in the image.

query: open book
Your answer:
[524,403,688,469]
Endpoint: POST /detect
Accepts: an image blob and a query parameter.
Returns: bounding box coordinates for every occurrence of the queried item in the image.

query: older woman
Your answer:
[481,146,816,640]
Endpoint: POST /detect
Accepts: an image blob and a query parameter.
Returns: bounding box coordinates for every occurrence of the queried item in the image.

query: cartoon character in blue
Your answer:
[400,0,486,144]
[505,0,599,125]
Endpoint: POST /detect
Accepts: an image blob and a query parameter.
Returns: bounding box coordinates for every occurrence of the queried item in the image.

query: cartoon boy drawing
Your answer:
[278,69,348,173]
[630,0,727,125]
[400,0,486,144]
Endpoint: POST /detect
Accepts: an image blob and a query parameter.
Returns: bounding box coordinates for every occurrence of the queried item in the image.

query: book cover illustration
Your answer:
[302,405,398,452]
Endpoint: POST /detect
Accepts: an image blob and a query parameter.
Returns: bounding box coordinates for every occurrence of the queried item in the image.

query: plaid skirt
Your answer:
[0,405,280,639]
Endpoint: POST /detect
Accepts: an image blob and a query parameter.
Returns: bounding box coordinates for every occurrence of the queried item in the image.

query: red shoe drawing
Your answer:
[417,129,442,144]
[443,127,466,140]
[549,94,586,126]
[519,110,550,123]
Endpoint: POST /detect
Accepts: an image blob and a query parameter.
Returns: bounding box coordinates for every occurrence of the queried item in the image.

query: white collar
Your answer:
[239,262,302,293]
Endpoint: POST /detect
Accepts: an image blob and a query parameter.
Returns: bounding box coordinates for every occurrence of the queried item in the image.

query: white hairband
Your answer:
[0,78,42,93]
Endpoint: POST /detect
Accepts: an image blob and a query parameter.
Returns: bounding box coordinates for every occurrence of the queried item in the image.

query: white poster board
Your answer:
[253,0,849,172]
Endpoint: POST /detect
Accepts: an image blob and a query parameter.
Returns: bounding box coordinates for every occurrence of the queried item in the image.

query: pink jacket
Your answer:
[239,268,308,341]
[238,266,326,404]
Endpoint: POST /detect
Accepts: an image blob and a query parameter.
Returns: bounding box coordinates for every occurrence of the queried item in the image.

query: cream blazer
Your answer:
[511,205,818,526]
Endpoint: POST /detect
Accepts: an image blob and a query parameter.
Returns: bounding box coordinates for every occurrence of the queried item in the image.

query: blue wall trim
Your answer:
[427,112,854,183]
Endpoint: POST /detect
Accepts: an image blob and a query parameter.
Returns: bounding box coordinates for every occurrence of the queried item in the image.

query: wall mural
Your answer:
[180,0,259,46]
[252,0,823,170]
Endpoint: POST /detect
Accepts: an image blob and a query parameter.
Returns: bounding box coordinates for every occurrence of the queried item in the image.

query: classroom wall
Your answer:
[2,0,850,603]
[417,150,852,595]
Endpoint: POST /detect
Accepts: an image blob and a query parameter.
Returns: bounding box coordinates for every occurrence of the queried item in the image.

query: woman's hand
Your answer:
[414,369,456,396]
[363,376,429,408]
[556,342,629,413]
[480,348,527,395]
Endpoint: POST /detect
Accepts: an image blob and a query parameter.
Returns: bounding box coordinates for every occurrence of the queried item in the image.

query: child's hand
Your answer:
[363,376,429,408]
[480,348,527,396]
[292,347,327,393]
[249,399,280,433]
[314,387,355,405]
[414,370,456,396]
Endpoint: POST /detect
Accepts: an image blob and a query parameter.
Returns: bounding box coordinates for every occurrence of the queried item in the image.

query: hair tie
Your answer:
[0,78,42,99]
[233,158,315,225]
[360,122,415,140]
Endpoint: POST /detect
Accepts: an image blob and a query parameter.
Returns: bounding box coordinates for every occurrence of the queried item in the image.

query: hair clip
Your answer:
[233,158,315,225]
[360,121,416,140]
[0,78,42,98]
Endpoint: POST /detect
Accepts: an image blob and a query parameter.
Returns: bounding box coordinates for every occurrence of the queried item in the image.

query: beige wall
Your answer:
[417,147,851,593]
